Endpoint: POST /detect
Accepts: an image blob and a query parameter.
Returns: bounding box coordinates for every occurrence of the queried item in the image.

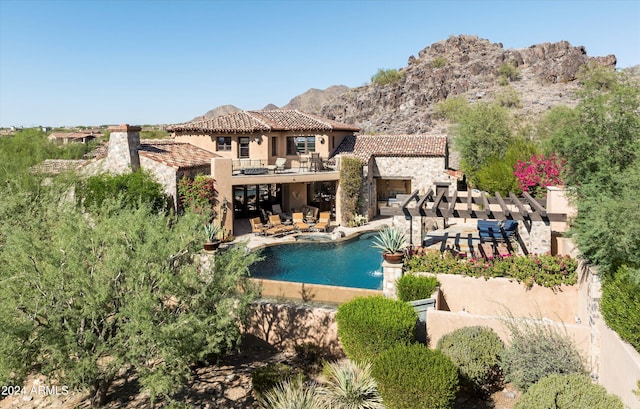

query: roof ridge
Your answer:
[244,111,274,130]
[293,110,333,129]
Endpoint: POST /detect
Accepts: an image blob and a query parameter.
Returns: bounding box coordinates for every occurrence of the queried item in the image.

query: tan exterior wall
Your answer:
[599,324,640,409]
[425,310,592,357]
[175,131,351,169]
[244,301,343,355]
[211,158,234,234]
[253,278,381,305]
[431,273,579,323]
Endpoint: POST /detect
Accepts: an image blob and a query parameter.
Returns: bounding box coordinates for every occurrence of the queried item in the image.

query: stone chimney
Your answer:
[107,124,141,172]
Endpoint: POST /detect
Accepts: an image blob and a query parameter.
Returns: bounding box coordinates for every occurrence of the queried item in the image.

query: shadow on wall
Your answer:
[244,301,344,357]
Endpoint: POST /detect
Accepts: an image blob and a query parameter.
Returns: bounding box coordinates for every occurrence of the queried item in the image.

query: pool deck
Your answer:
[234,216,396,250]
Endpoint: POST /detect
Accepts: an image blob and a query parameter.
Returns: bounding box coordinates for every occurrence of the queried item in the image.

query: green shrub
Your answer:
[432,57,446,68]
[500,316,586,391]
[515,374,623,409]
[436,326,504,393]
[316,360,385,409]
[336,296,417,363]
[600,265,640,351]
[372,343,459,409]
[498,62,520,81]
[434,96,470,121]
[494,84,522,108]
[77,170,171,212]
[371,68,403,86]
[396,274,439,302]
[339,157,363,226]
[404,250,577,289]
[259,375,322,409]
[177,174,218,217]
[251,362,299,400]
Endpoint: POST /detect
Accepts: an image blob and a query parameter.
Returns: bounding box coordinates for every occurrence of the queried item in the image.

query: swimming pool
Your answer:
[249,231,383,290]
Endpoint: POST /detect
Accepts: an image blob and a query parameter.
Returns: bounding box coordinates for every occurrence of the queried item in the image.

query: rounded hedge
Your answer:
[515,374,623,409]
[396,274,439,302]
[336,296,417,363]
[436,326,504,392]
[372,343,459,409]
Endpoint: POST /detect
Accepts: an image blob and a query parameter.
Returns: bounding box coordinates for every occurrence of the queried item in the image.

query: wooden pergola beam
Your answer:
[495,191,511,218]
[523,191,547,217]
[400,189,420,209]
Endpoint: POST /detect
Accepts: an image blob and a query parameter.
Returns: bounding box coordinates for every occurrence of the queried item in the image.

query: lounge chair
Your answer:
[250,217,267,236]
[272,204,292,221]
[292,212,310,231]
[300,205,319,223]
[312,211,331,232]
[268,214,295,234]
[478,219,518,242]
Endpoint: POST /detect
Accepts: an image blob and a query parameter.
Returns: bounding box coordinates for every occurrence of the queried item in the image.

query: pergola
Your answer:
[379,188,567,223]
[378,188,571,255]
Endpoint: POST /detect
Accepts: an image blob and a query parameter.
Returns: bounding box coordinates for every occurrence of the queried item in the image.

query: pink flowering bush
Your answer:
[514,154,565,197]
[178,175,218,218]
[404,249,577,289]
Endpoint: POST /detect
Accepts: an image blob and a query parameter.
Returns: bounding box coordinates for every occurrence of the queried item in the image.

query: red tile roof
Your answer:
[138,140,219,169]
[332,134,447,161]
[30,159,88,174]
[166,109,360,133]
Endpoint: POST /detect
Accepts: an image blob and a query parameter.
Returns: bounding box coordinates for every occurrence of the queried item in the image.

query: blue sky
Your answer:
[1,0,639,127]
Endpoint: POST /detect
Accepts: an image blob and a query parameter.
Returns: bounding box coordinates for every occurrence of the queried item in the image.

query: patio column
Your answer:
[382,260,403,299]
[211,158,234,236]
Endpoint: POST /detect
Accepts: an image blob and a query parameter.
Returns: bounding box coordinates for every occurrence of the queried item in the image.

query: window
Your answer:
[239,137,250,158]
[286,136,316,155]
[271,137,277,156]
[217,136,231,151]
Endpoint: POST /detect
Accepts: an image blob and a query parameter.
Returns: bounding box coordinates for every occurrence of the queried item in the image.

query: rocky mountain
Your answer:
[193,104,243,121]
[281,85,350,113]
[195,35,624,134]
[320,35,617,134]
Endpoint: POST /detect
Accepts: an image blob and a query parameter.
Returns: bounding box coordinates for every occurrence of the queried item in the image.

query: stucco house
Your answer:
[48,131,98,144]
[83,124,219,209]
[166,110,454,235]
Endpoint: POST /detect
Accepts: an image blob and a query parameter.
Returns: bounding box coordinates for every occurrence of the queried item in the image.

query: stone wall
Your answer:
[371,156,453,195]
[105,124,141,173]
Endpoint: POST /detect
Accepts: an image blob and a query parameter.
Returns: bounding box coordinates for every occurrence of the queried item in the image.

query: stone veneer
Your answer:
[371,156,454,195]
[382,260,404,298]
[106,124,141,173]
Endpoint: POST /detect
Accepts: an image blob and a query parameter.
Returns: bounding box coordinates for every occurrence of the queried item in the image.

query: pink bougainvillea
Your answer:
[514,153,565,197]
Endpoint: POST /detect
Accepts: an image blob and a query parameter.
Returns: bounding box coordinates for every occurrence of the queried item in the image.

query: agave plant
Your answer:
[316,360,385,409]
[259,375,322,409]
[204,221,221,243]
[372,226,408,254]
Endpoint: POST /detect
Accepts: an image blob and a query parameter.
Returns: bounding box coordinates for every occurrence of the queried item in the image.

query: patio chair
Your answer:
[300,205,319,223]
[249,217,267,236]
[272,204,292,221]
[268,214,295,234]
[275,157,287,173]
[312,211,331,232]
[478,219,518,242]
[292,212,310,231]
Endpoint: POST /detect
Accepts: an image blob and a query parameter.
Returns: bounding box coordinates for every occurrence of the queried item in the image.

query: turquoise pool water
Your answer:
[250,232,383,290]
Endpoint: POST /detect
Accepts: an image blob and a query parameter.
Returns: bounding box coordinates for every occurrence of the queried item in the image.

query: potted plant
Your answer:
[372,226,409,263]
[203,222,221,251]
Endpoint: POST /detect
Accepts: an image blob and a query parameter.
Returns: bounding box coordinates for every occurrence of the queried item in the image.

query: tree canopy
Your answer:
[0,179,260,406]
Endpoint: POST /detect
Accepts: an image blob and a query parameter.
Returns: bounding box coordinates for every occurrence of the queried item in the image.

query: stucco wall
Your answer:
[426,310,592,357]
[244,301,343,355]
[429,273,579,323]
[253,278,381,305]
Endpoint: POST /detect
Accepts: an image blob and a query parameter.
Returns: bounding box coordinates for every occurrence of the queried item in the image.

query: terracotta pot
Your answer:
[383,252,404,263]
[203,241,220,251]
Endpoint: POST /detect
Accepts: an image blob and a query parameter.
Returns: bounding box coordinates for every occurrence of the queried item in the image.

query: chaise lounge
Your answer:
[477,219,518,242]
